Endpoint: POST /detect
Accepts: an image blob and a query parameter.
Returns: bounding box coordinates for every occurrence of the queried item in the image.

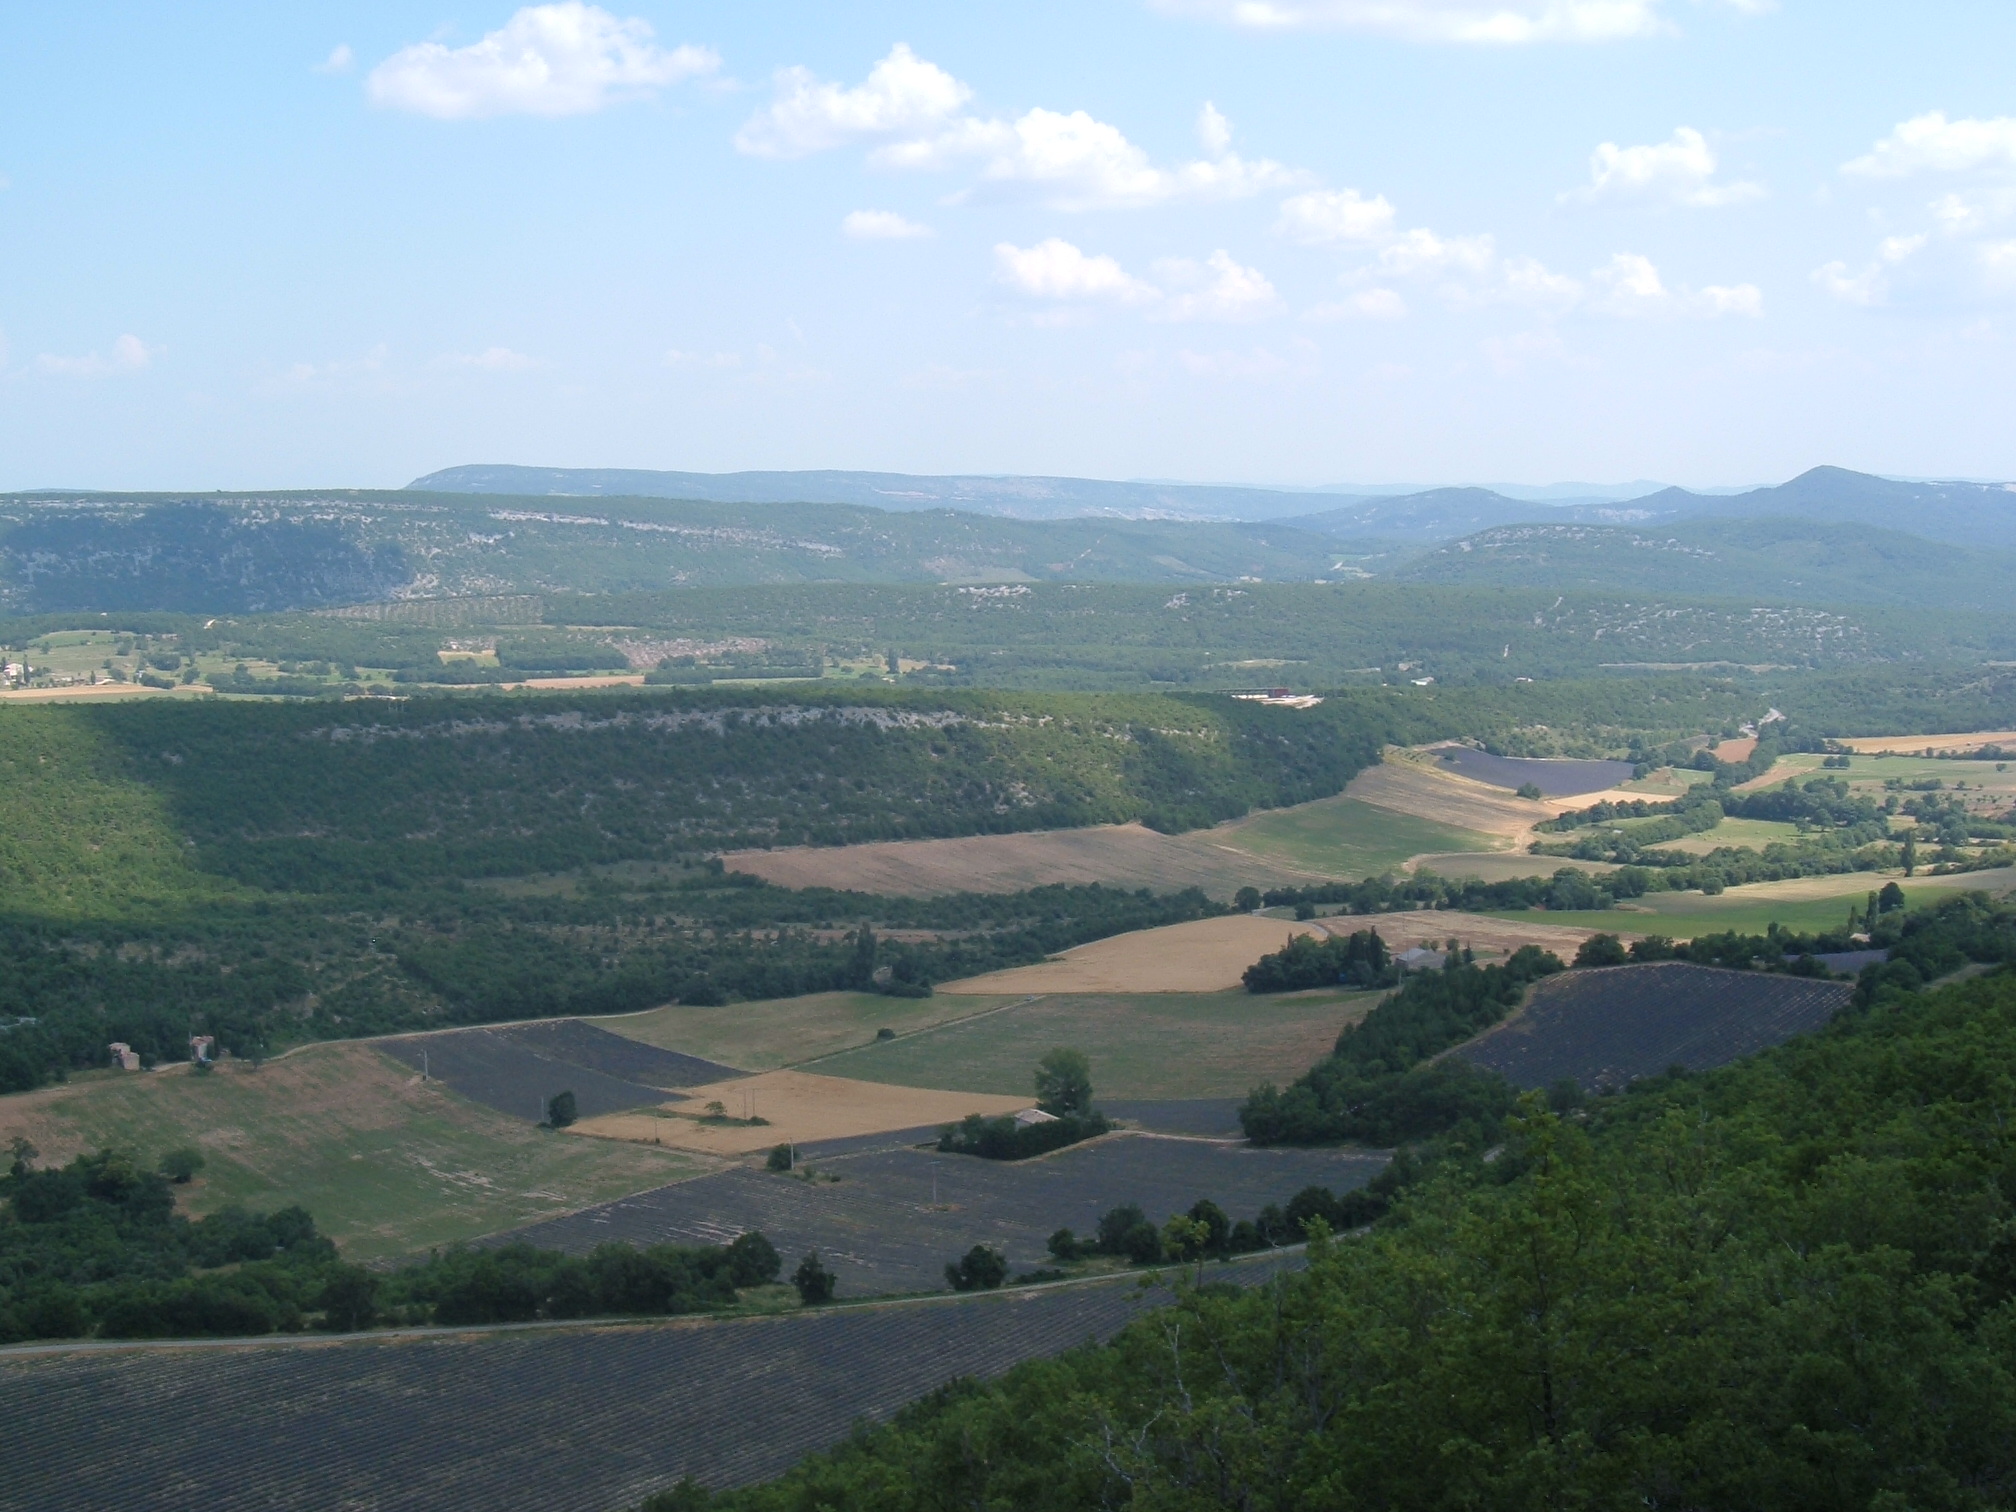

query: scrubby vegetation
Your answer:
[0,1143,782,1343]
[1240,944,1566,1145]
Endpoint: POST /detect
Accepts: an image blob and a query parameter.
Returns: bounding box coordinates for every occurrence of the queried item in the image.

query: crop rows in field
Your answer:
[497,1020,745,1089]
[500,1132,1384,1296]
[0,1266,1297,1512]
[1431,747,1635,796]
[1103,1098,1248,1137]
[1456,962,1852,1092]
[375,1022,741,1122]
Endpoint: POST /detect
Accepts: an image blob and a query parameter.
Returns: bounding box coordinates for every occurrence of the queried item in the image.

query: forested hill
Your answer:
[1392,514,2016,612]
[0,492,1347,614]
[0,688,1396,902]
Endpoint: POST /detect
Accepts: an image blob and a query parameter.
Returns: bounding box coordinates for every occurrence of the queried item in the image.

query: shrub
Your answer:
[792,1251,836,1305]
[937,1111,1110,1161]
[945,1245,1009,1292]
[765,1143,794,1173]
[158,1147,205,1184]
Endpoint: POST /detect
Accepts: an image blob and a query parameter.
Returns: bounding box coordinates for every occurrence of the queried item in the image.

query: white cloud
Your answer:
[1481,329,1570,374]
[1150,250,1284,322]
[367,4,717,120]
[843,209,933,240]
[1588,252,1760,317]
[924,106,1298,210]
[1306,287,1409,320]
[1145,0,1672,43]
[1376,226,1497,278]
[741,47,1302,209]
[1689,282,1765,318]
[1981,240,2016,292]
[736,44,969,158]
[1810,233,1926,307]
[38,333,157,377]
[1275,187,1398,245]
[313,44,355,75]
[994,239,1161,304]
[1844,112,2016,178]
[1568,126,1763,207]
[440,346,539,371]
[1588,250,1668,313]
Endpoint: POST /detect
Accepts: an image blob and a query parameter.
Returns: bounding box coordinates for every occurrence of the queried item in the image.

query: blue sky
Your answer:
[3,1,2015,491]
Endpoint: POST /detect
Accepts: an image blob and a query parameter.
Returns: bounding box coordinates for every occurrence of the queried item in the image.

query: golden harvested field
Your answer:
[591,991,1022,1070]
[1835,730,2016,755]
[941,914,1329,994]
[1317,909,1623,957]
[0,1043,699,1262]
[570,1070,1027,1153]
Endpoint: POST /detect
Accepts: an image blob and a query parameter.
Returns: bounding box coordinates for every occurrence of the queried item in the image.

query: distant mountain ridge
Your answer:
[410,463,2016,549]
[406,464,1363,523]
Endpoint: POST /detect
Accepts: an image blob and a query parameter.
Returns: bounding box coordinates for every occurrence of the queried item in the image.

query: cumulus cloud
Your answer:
[1589,252,1761,317]
[1150,251,1284,322]
[994,239,1161,304]
[367,4,717,120]
[993,240,1282,321]
[740,48,1303,209]
[38,334,157,377]
[735,43,968,158]
[1145,0,1672,43]
[1568,126,1763,207]
[843,209,934,240]
[1274,187,1398,245]
[313,44,355,75]
[1843,112,2016,178]
[1811,233,1929,307]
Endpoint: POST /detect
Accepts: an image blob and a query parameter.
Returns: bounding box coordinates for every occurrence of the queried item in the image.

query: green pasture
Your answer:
[1224,795,1500,878]
[1497,866,2016,941]
[812,988,1375,1100]
[0,1043,697,1262]
[1636,816,1806,855]
[593,991,1024,1072]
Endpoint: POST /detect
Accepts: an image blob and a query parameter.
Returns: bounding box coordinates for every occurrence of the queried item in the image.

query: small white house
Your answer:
[108,1042,141,1071]
[1013,1108,1059,1128]
[1397,947,1447,973]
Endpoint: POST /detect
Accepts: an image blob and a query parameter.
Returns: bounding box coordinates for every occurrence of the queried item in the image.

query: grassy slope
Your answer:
[587,991,1023,1072]
[1218,795,1499,877]
[0,1043,698,1261]
[812,989,1376,1100]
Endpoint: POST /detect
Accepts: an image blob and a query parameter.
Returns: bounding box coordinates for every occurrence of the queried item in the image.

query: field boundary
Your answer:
[789,995,1049,1070]
[0,1243,1310,1362]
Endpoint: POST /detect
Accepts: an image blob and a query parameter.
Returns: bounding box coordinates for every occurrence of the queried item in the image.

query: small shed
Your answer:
[1012,1107,1059,1128]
